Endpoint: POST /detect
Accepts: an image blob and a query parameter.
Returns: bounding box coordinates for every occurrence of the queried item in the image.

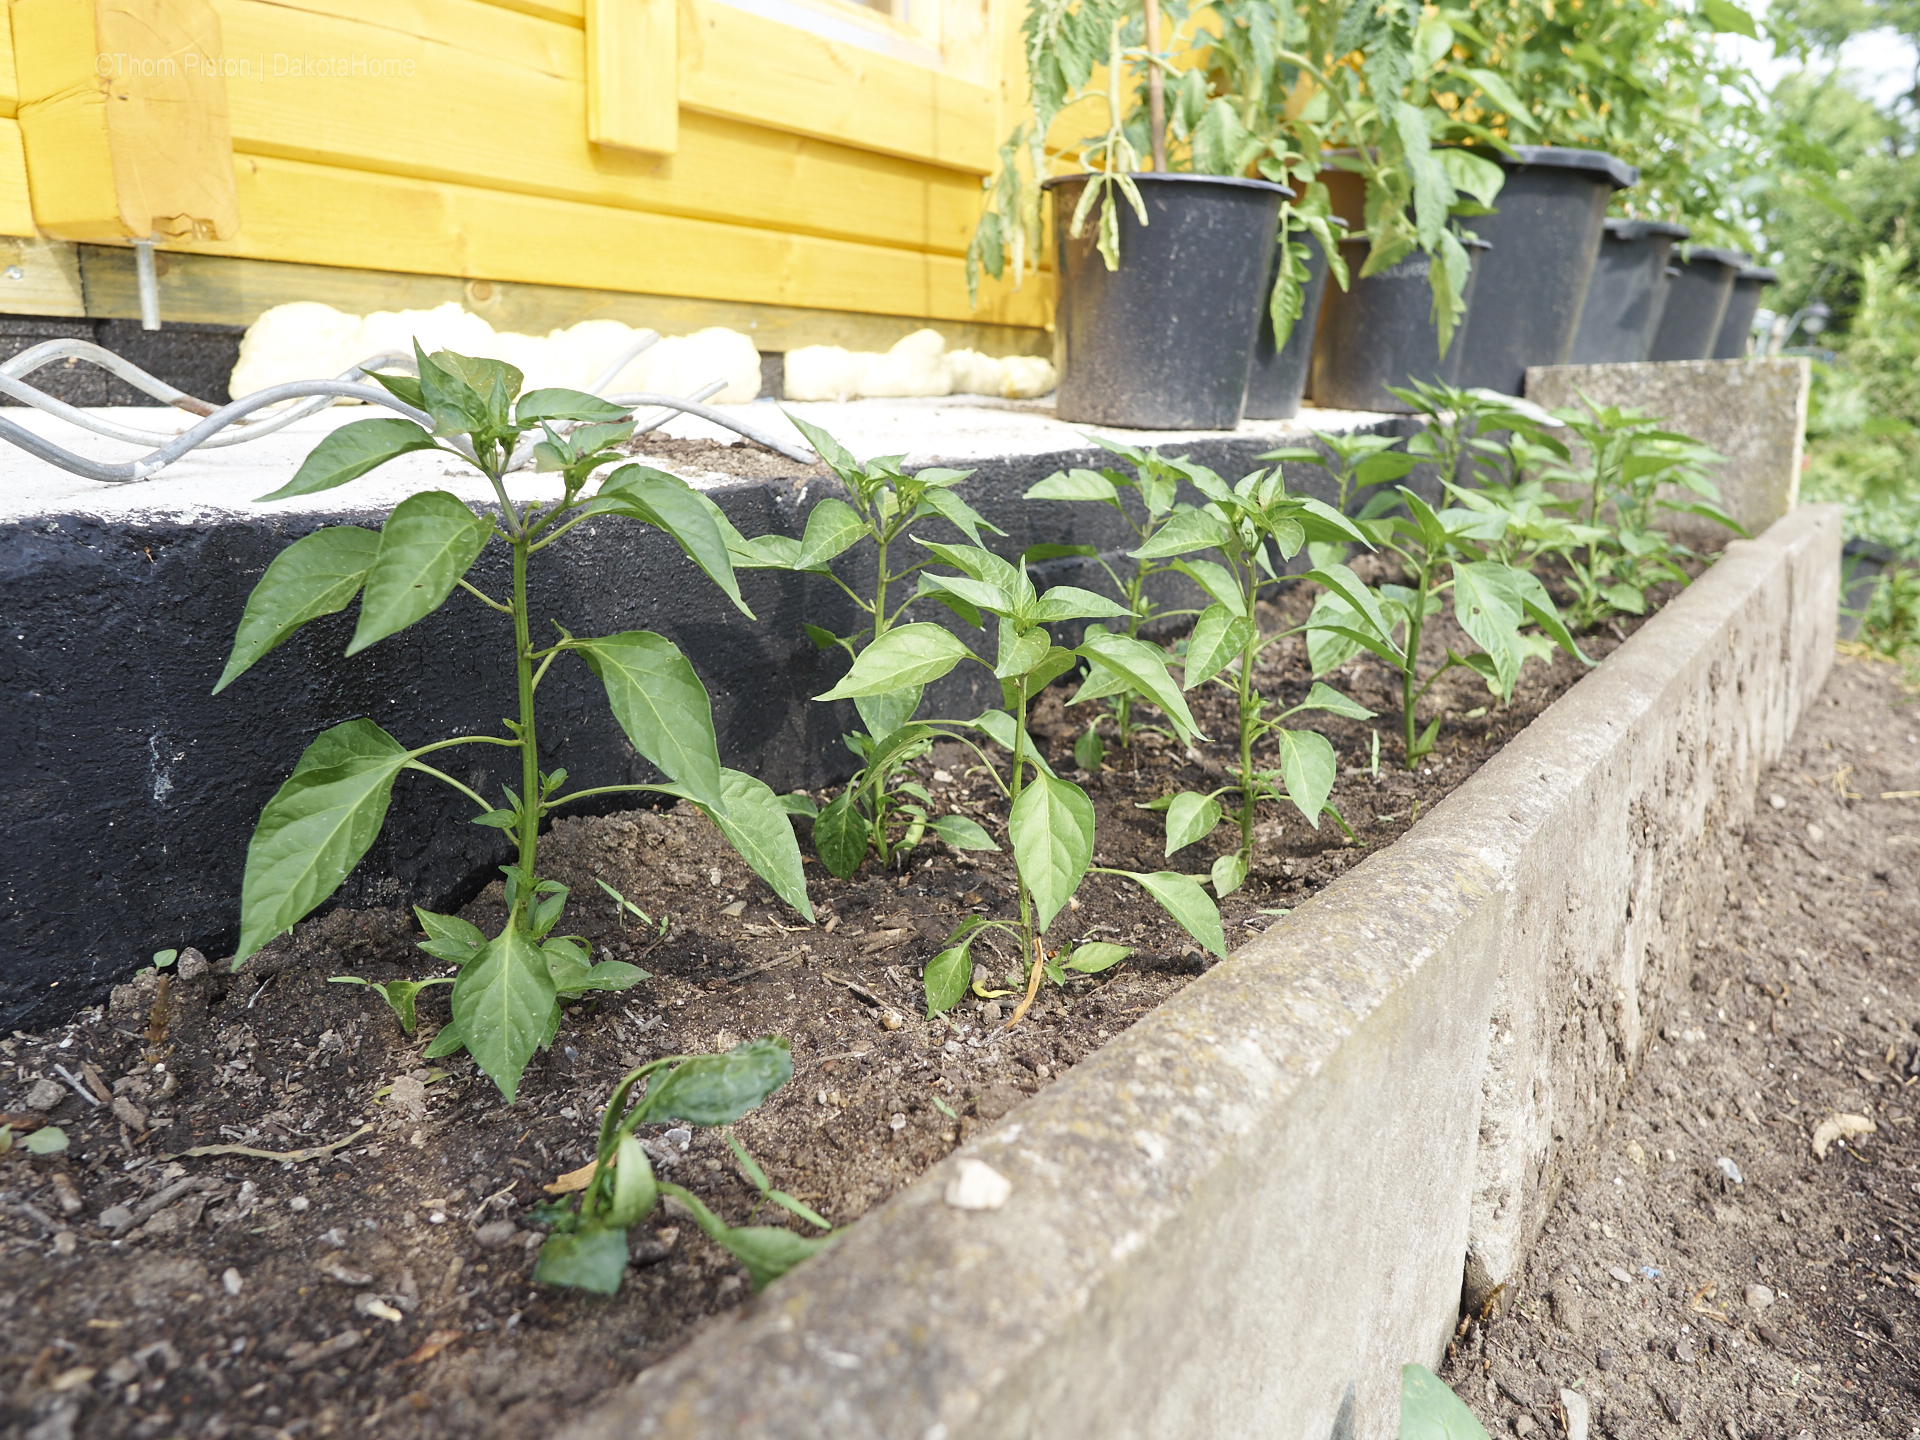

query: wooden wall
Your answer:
[0,0,1052,340]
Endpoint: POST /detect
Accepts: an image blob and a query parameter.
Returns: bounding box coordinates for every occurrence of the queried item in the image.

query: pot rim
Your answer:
[1040,171,1293,198]
[1604,218,1691,241]
[1734,266,1780,284]
[1488,144,1639,190]
[1336,234,1490,250]
[1678,246,1751,270]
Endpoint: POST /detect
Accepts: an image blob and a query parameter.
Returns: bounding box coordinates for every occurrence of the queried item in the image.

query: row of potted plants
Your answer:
[968,0,1786,430]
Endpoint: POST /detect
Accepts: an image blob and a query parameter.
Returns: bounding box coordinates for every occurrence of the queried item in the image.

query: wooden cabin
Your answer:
[0,0,1052,372]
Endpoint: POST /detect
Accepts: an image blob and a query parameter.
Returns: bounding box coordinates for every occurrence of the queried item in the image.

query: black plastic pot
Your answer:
[1309,235,1488,414]
[1647,247,1748,361]
[1450,146,1638,394]
[1044,173,1290,429]
[1243,228,1336,420]
[1710,266,1779,359]
[1567,219,1690,364]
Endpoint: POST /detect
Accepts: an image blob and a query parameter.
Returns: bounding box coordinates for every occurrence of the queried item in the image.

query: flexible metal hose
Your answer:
[0,336,813,483]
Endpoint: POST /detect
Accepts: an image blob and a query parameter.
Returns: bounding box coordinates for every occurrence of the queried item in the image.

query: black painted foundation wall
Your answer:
[2,424,1417,1028]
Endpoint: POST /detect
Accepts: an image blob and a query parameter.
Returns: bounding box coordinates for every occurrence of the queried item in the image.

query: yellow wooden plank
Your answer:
[211,0,987,255]
[587,0,677,154]
[0,2,19,120]
[678,0,995,173]
[13,0,237,241]
[0,236,86,314]
[74,244,1052,352]
[482,0,583,24]
[182,153,1048,326]
[0,116,35,236]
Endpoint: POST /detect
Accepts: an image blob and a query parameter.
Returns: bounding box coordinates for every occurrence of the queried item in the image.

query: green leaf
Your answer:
[813,791,870,879]
[695,770,816,921]
[236,720,411,962]
[346,491,491,656]
[795,498,869,569]
[1305,564,1403,658]
[631,1037,794,1126]
[515,388,631,425]
[1462,67,1535,130]
[1164,791,1222,855]
[602,1135,659,1228]
[258,418,440,502]
[1452,562,1528,699]
[1121,870,1226,957]
[574,630,726,813]
[931,814,999,851]
[23,1126,68,1155]
[1073,725,1105,771]
[1183,604,1253,688]
[415,905,486,965]
[329,975,453,1033]
[422,1019,467,1059]
[765,1189,832,1231]
[1211,852,1248,899]
[782,411,862,479]
[430,350,521,429]
[1008,772,1094,932]
[1293,682,1375,720]
[1399,1362,1491,1440]
[1131,506,1232,559]
[662,1182,830,1291]
[918,486,1004,547]
[815,623,974,699]
[216,526,382,694]
[533,1228,630,1294]
[995,622,1051,679]
[1699,0,1757,36]
[1273,728,1339,827]
[1171,558,1245,613]
[589,466,749,617]
[923,942,973,1015]
[778,791,819,818]
[1025,468,1120,503]
[1029,586,1134,623]
[1354,450,1421,488]
[1078,631,1205,743]
[1061,941,1130,974]
[966,710,1057,777]
[452,922,558,1102]
[364,369,425,409]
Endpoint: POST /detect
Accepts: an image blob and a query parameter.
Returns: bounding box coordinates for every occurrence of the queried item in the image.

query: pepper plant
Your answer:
[1023,434,1208,761]
[815,540,1226,1020]
[1302,490,1588,766]
[1125,459,1373,894]
[533,1037,829,1295]
[730,416,1003,877]
[1534,396,1740,628]
[217,345,810,1100]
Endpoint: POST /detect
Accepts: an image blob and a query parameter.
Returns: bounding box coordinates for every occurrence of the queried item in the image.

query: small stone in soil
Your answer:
[1744,1282,1775,1312]
[222,1267,244,1295]
[26,1077,64,1111]
[475,1220,520,1249]
[97,1205,133,1232]
[289,1196,310,1212]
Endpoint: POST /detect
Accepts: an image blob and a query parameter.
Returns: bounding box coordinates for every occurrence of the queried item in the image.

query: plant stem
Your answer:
[1235,564,1261,863]
[1401,556,1432,767]
[1009,675,1034,952]
[511,534,540,920]
[1144,0,1167,172]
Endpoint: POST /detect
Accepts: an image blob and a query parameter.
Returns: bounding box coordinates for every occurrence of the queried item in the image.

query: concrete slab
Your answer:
[555,506,1840,1440]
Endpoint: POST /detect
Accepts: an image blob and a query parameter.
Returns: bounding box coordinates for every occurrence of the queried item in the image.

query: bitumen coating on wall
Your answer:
[555,505,1840,1440]
[1,314,246,406]
[1,396,1412,1030]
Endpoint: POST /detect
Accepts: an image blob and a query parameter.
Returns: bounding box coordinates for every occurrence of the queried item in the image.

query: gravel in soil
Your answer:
[0,578,1652,1440]
[1440,654,1920,1440]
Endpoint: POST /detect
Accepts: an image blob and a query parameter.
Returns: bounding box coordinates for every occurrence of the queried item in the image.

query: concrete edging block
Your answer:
[558,505,1841,1440]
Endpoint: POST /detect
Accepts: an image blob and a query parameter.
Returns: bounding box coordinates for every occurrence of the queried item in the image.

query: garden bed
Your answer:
[0,569,1654,1440]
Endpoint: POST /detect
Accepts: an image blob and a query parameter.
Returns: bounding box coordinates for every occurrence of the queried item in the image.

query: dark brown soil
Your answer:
[1440,654,1920,1440]
[617,435,828,484]
[0,579,1658,1440]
